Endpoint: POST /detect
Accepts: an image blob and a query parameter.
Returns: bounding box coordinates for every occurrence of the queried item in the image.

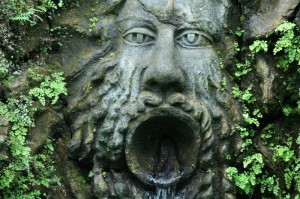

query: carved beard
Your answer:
[65,40,241,197]
[92,54,221,164]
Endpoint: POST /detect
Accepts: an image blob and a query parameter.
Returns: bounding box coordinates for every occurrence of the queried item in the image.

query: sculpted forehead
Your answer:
[119,0,229,35]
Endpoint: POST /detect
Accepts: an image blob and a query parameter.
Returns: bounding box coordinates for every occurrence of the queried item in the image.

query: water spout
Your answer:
[125,110,201,195]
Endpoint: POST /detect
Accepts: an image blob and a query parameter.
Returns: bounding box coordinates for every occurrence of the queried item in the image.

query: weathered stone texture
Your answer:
[243,0,299,38]
[0,115,8,142]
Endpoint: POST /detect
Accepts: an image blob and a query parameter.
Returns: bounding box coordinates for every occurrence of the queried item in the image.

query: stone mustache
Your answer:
[64,0,240,198]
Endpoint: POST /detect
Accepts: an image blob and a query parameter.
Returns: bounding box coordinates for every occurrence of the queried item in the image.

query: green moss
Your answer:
[67,162,90,197]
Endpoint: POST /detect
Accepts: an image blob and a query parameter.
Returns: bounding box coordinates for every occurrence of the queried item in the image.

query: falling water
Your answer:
[151,137,180,199]
[155,187,176,199]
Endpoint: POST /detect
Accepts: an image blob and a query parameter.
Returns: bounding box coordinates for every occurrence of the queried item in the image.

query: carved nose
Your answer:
[142,29,185,91]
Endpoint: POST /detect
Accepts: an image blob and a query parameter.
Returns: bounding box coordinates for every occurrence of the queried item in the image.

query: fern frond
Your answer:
[10,10,35,23]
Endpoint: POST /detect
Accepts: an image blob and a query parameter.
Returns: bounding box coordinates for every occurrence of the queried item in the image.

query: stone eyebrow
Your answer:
[118,18,157,32]
[169,16,222,40]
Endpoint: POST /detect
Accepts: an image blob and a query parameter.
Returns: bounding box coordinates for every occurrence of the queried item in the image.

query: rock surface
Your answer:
[243,0,299,38]
[0,115,8,142]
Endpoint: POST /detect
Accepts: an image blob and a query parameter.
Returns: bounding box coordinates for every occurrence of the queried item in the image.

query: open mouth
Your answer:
[125,107,201,188]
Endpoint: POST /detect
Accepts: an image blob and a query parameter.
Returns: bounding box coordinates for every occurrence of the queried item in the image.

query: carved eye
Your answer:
[176,30,212,48]
[123,28,155,45]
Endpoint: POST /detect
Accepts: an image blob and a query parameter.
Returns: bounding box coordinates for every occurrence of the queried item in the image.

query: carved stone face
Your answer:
[119,0,224,189]
[63,0,240,198]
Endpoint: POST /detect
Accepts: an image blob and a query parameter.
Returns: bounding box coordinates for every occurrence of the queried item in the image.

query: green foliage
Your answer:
[0,1,69,195]
[235,27,244,37]
[10,9,43,25]
[28,68,43,81]
[29,72,67,106]
[270,135,300,197]
[227,154,264,194]
[242,106,262,127]
[282,105,293,116]
[232,31,269,80]
[273,22,300,115]
[234,60,252,79]
[0,51,13,84]
[260,124,275,141]
[249,40,268,53]
[273,22,300,72]
[229,90,300,198]
[232,85,256,104]
[221,77,227,91]
[0,71,67,198]
[88,1,100,32]
[233,39,269,80]
[0,61,9,80]
[6,0,64,25]
[89,16,99,32]
[227,21,300,198]
[232,85,261,150]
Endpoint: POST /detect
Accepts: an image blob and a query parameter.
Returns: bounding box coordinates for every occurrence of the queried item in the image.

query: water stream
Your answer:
[152,137,180,199]
[155,187,176,199]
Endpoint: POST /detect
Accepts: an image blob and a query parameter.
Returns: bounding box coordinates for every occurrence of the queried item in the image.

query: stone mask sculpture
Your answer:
[61,0,241,198]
